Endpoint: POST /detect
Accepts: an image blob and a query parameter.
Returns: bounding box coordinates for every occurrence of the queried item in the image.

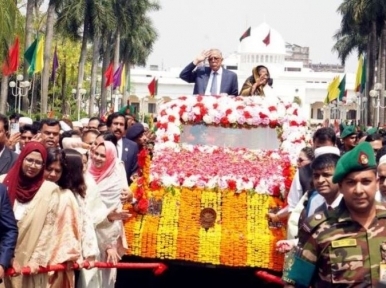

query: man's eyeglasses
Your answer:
[208,57,221,61]
[24,158,44,168]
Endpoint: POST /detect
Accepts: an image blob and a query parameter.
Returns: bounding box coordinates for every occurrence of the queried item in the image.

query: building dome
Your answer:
[238,23,286,56]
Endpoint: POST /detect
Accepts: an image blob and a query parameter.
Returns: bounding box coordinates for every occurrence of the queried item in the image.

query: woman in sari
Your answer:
[43,148,99,286]
[0,142,80,288]
[88,140,128,288]
[240,65,273,96]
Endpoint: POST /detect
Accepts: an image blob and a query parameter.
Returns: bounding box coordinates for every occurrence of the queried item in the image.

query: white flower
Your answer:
[203,114,213,124]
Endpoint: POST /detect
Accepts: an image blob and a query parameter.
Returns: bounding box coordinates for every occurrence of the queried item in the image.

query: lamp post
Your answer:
[369,83,386,126]
[9,74,31,113]
[113,89,123,112]
[140,96,149,122]
[72,88,87,121]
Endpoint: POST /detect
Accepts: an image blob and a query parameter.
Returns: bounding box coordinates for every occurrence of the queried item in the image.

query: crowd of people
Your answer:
[0,110,154,287]
[265,125,386,287]
[2,46,386,287]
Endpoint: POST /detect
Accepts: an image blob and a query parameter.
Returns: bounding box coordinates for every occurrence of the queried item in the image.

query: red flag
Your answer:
[263,30,270,46]
[239,27,251,42]
[2,36,20,76]
[104,63,113,87]
[148,77,157,97]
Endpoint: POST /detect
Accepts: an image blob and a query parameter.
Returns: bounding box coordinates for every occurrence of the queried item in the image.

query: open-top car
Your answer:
[124,95,308,273]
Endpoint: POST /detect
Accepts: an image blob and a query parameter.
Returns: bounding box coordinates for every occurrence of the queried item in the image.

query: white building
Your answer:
[127,22,358,125]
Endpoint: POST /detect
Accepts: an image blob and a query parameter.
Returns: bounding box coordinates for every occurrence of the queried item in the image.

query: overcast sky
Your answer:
[147,0,358,73]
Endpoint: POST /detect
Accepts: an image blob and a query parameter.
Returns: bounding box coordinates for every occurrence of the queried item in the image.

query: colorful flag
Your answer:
[34,37,44,73]
[148,77,157,97]
[354,55,363,92]
[263,30,270,46]
[104,63,113,87]
[50,45,59,82]
[25,36,44,75]
[113,64,123,89]
[120,64,126,94]
[24,38,38,65]
[2,36,20,76]
[324,76,340,104]
[338,74,347,102]
[239,27,251,42]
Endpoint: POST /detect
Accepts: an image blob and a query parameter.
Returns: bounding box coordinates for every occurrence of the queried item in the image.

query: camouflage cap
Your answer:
[332,142,376,183]
[340,126,356,139]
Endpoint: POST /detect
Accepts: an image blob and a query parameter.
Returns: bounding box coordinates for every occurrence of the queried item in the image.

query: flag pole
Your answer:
[52,77,56,114]
[29,74,36,117]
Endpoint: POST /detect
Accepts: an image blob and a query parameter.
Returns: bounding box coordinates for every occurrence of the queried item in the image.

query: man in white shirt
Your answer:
[277,152,341,252]
[179,49,239,96]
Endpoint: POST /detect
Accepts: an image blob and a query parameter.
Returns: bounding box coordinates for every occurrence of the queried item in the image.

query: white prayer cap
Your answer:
[72,121,82,128]
[59,120,72,132]
[19,117,33,125]
[80,118,90,126]
[379,155,386,167]
[314,146,340,159]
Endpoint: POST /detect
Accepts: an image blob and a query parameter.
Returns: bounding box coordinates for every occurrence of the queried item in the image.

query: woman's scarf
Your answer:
[3,142,47,205]
[88,141,118,184]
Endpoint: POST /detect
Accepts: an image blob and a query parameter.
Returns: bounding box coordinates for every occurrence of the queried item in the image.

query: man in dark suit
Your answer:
[0,183,18,280]
[179,49,239,96]
[106,113,138,183]
[0,114,18,175]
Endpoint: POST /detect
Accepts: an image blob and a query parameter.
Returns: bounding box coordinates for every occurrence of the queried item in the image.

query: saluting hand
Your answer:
[193,50,210,65]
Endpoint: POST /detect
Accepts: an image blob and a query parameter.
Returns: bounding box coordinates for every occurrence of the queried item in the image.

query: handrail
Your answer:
[5,261,167,277]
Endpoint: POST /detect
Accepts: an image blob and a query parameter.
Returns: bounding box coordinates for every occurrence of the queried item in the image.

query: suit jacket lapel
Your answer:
[0,149,10,174]
[202,69,211,94]
[220,69,227,94]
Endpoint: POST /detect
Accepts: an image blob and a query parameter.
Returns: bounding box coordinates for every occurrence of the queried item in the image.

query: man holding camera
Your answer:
[179,49,239,96]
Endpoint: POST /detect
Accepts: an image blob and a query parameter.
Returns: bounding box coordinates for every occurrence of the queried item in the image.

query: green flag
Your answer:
[338,74,346,101]
[24,38,38,65]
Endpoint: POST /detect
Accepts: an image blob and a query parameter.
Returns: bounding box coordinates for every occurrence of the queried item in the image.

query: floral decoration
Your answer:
[155,95,309,160]
[124,95,307,270]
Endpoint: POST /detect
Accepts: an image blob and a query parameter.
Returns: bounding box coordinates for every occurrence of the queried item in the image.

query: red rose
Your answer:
[168,115,176,122]
[268,106,276,112]
[227,179,237,190]
[136,198,149,214]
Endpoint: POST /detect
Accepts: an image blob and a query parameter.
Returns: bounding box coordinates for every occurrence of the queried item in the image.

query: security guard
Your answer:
[282,142,386,287]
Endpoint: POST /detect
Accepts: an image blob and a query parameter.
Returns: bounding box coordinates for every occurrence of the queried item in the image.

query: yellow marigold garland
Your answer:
[220,190,248,266]
[176,187,201,261]
[246,194,285,270]
[198,189,222,264]
[156,188,181,259]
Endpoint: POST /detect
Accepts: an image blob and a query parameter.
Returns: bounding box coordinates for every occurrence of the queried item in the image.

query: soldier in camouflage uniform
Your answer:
[282,142,386,287]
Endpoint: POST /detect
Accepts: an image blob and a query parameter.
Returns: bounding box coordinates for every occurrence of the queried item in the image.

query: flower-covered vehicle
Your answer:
[124,95,308,273]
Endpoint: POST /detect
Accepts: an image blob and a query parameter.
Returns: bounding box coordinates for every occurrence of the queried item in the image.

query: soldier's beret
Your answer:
[333,142,376,183]
[340,126,356,139]
[367,127,378,136]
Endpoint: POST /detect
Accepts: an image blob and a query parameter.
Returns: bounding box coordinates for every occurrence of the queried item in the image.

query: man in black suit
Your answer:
[179,49,239,96]
[0,114,18,175]
[0,183,18,280]
[106,113,138,183]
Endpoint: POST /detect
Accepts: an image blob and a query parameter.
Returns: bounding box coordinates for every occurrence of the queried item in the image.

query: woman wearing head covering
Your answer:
[0,142,79,288]
[88,141,128,288]
[240,65,273,96]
